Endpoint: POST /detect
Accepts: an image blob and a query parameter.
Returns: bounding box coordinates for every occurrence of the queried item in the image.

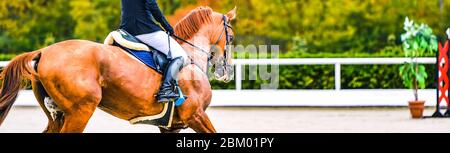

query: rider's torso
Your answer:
[120,0,163,36]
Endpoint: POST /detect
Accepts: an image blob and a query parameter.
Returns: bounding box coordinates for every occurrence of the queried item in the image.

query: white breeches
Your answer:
[136,31,188,64]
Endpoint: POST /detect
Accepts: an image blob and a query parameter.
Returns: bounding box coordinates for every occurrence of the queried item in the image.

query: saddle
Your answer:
[104,29,186,129]
[104,29,169,74]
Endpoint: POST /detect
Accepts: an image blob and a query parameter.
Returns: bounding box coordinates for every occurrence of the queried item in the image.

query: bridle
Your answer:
[172,14,233,71]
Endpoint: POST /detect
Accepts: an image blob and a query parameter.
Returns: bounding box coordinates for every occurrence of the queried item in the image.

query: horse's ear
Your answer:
[226,6,237,21]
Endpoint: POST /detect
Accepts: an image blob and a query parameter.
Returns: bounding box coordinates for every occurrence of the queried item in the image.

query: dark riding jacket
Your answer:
[120,0,174,36]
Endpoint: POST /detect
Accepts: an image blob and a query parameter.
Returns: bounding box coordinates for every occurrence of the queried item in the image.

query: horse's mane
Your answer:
[174,6,213,42]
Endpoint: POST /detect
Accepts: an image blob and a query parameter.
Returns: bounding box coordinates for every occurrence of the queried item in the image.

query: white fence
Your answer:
[233,58,436,91]
[0,58,442,106]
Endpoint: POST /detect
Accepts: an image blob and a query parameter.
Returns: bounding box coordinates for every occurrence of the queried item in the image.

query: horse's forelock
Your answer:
[174,6,214,42]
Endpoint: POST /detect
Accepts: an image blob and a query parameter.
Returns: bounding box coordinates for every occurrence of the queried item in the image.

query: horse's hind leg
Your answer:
[58,89,102,133]
[41,77,102,133]
[31,80,63,133]
[188,111,216,133]
[60,108,96,133]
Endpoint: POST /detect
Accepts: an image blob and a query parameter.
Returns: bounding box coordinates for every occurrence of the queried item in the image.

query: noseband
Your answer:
[212,15,233,63]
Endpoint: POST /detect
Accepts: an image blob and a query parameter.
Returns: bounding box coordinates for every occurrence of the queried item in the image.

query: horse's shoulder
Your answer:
[183,64,204,73]
[179,64,209,82]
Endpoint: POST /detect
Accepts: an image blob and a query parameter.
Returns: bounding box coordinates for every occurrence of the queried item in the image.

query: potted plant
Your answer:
[399,17,438,119]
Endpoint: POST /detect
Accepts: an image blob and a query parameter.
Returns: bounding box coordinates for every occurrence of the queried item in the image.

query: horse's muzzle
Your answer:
[214,65,234,83]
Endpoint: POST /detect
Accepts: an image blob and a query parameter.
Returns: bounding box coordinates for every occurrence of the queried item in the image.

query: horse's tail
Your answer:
[0,51,40,126]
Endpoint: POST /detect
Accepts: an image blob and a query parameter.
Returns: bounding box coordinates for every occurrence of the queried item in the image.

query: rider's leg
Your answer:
[157,56,184,102]
[136,31,188,103]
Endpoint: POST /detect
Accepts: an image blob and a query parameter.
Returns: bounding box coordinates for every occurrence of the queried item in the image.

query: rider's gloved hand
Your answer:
[167,30,175,36]
[166,26,175,36]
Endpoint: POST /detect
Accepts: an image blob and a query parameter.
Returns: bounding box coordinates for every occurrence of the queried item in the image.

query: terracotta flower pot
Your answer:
[408,100,425,119]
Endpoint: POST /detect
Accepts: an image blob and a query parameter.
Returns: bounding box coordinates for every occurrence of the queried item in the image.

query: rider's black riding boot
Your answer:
[157,56,185,103]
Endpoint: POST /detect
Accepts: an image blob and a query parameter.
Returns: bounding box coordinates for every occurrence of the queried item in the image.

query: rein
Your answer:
[172,34,212,61]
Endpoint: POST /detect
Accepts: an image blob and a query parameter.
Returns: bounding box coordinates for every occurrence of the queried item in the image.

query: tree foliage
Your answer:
[0,0,448,90]
[1,0,450,54]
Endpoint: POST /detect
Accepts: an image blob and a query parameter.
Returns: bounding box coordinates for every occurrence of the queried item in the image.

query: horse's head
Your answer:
[208,7,236,82]
[174,6,236,83]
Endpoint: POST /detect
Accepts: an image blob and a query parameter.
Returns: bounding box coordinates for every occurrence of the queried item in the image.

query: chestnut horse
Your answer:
[0,6,236,133]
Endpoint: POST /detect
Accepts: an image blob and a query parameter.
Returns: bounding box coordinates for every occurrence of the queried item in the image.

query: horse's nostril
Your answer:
[224,77,230,83]
[215,68,224,76]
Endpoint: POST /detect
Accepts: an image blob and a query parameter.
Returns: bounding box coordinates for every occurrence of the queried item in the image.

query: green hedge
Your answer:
[210,64,437,90]
[209,47,437,89]
[1,52,438,90]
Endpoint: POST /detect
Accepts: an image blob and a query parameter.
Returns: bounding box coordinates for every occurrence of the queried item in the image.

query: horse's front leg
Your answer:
[178,66,216,133]
[187,110,216,133]
[175,91,216,133]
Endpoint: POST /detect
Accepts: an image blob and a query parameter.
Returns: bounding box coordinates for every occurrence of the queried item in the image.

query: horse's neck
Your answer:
[181,35,211,72]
